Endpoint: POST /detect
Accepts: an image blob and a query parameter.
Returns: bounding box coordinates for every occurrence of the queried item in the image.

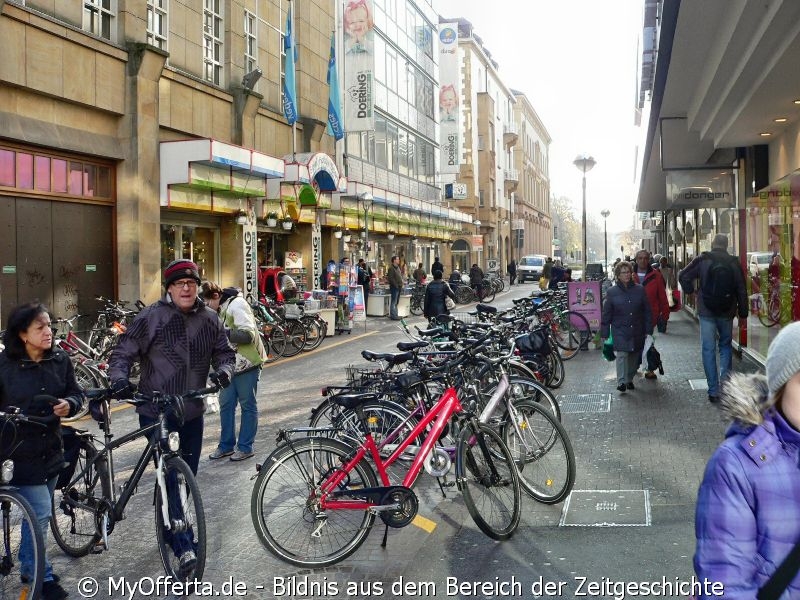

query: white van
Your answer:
[517,255,547,283]
[747,252,773,278]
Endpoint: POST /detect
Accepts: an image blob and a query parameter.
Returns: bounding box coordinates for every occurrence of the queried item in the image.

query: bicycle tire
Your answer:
[0,489,44,600]
[479,281,496,303]
[505,377,562,422]
[280,320,307,358]
[308,316,327,350]
[456,422,521,540]
[409,296,424,316]
[251,437,378,568]
[154,456,206,581]
[300,316,323,351]
[263,326,286,362]
[455,286,473,305]
[553,310,591,359]
[51,442,110,557]
[545,349,566,389]
[500,399,576,503]
[62,361,98,421]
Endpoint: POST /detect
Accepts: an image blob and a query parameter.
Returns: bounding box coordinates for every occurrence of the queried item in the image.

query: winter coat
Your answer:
[469,266,484,285]
[633,266,670,331]
[424,280,456,320]
[388,264,404,290]
[678,249,748,319]
[0,348,83,485]
[108,296,235,421]
[694,373,800,598]
[431,260,444,275]
[219,293,267,374]
[600,280,652,352]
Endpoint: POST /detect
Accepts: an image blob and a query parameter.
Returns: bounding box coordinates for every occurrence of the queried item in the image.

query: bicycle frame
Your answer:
[318,387,463,511]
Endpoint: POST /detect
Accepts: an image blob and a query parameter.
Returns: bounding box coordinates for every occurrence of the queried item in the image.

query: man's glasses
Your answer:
[171,280,198,289]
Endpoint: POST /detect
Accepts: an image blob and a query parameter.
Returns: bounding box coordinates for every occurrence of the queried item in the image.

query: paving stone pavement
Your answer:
[49,303,760,599]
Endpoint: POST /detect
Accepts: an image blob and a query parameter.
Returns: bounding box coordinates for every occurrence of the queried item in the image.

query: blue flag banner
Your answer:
[326,32,344,141]
[282,4,297,125]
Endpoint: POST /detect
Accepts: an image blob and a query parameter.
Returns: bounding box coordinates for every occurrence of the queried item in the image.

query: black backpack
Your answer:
[702,253,738,314]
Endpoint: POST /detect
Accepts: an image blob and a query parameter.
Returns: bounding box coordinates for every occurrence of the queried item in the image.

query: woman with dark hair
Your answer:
[423,270,456,320]
[0,302,82,599]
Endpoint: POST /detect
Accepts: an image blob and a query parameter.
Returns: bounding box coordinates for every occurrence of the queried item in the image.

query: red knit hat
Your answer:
[164,259,201,287]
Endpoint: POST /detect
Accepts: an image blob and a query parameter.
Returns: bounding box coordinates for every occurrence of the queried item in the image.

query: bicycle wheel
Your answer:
[456,422,520,540]
[553,310,591,359]
[280,320,307,358]
[480,281,496,303]
[154,456,206,581]
[50,443,109,557]
[506,377,561,422]
[62,362,97,421]
[263,326,286,363]
[0,489,44,600]
[455,286,473,305]
[251,437,378,568]
[545,349,565,389]
[409,296,424,316]
[500,399,576,504]
[301,316,323,351]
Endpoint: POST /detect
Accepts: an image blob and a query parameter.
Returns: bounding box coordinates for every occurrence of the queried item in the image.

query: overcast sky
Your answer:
[434,0,644,236]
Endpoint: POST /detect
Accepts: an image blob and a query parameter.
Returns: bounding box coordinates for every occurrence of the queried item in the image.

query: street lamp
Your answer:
[600,209,610,276]
[573,154,597,281]
[359,192,373,258]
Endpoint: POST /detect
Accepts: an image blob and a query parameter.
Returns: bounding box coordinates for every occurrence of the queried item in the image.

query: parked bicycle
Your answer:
[50,383,219,581]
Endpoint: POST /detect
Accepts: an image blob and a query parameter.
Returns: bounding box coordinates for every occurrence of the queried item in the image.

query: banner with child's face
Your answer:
[439,23,461,174]
[343,0,375,131]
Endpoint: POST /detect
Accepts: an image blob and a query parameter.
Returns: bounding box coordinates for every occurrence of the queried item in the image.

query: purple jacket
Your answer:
[694,373,800,598]
[109,296,235,421]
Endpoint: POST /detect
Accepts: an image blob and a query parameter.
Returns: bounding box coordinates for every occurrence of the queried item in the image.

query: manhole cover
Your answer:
[557,394,612,413]
[688,379,709,390]
[560,490,651,526]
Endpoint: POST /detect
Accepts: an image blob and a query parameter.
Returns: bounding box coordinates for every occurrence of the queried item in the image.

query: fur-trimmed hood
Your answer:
[719,372,770,427]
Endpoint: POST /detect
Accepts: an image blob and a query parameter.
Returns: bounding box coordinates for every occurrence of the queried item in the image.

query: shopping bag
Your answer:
[646,344,664,374]
[641,334,654,366]
[539,276,547,290]
[602,331,616,361]
[666,283,675,308]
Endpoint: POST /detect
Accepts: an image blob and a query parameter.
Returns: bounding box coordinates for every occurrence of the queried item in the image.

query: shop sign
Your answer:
[285,251,303,270]
[85,265,97,272]
[311,224,322,291]
[666,170,735,209]
[243,221,258,304]
[2,265,16,274]
[472,235,483,251]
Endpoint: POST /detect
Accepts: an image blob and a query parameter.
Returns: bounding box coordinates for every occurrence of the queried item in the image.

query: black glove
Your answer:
[111,379,134,399]
[210,371,231,389]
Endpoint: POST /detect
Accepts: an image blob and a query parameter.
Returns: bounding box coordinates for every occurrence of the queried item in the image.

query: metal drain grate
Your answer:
[688,379,709,391]
[557,393,612,413]
[560,490,651,527]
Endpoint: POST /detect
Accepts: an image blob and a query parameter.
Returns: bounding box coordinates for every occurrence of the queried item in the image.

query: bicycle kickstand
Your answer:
[381,523,390,548]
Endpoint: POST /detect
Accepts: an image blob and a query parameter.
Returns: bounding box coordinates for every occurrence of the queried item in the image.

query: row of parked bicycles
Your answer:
[409,271,508,315]
[249,288,586,567]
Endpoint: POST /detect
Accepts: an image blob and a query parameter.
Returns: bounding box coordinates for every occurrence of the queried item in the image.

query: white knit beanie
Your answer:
[766,321,800,399]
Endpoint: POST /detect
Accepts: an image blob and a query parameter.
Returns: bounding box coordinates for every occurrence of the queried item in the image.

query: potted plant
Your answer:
[333,225,343,239]
[386,230,395,240]
[266,211,278,227]
[342,229,352,243]
[281,215,294,231]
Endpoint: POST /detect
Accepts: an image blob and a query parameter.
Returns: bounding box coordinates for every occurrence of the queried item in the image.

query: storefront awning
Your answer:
[160,139,285,207]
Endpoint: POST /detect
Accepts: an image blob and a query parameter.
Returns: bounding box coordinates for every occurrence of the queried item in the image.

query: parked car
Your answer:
[747,252,773,278]
[517,254,548,283]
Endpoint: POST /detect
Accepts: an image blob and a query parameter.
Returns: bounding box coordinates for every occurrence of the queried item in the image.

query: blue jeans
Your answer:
[389,287,400,319]
[217,368,261,454]
[17,476,58,583]
[699,315,733,397]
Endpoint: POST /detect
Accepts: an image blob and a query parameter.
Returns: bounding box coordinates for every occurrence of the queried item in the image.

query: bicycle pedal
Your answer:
[442,481,456,488]
[90,541,107,554]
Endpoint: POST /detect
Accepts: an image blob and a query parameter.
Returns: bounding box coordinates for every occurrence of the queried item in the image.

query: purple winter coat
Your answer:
[694,373,800,598]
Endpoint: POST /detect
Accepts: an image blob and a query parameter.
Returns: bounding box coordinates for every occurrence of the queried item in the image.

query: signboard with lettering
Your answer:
[242,214,258,304]
[311,223,322,292]
[439,23,461,174]
[567,281,601,330]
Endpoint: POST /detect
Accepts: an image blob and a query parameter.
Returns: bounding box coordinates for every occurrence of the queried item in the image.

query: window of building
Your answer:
[203,0,223,85]
[146,0,168,50]
[244,10,257,75]
[83,0,115,41]
[479,189,485,207]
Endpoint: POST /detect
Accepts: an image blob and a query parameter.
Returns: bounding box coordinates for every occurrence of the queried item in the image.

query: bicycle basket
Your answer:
[345,365,384,387]
[449,312,477,325]
[516,327,551,356]
[283,303,303,319]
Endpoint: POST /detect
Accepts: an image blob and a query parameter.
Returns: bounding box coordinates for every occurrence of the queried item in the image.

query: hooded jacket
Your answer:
[633,266,670,329]
[694,373,800,598]
[218,288,267,373]
[108,295,235,421]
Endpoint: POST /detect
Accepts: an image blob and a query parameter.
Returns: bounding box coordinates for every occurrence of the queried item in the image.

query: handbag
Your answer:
[602,331,616,362]
[445,295,456,310]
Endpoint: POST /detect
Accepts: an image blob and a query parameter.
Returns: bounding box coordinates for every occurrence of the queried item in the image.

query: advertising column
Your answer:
[439,23,461,174]
[342,0,375,131]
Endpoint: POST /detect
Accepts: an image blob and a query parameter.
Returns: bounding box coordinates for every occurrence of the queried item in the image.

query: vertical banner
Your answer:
[326,32,345,140]
[311,222,322,291]
[342,0,375,131]
[242,214,258,305]
[283,2,298,125]
[438,22,461,174]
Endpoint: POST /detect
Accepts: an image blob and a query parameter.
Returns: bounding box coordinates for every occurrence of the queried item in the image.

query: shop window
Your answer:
[84,164,97,197]
[161,223,218,282]
[34,156,50,191]
[0,149,14,187]
[17,153,33,189]
[52,159,67,193]
[68,162,83,196]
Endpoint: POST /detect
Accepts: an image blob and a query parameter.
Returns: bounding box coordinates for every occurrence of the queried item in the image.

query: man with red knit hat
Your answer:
[109,259,235,574]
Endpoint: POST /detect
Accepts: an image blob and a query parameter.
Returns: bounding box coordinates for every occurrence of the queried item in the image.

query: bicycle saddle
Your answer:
[396,341,428,352]
[331,392,381,410]
[360,350,414,366]
[414,326,443,337]
[476,304,497,314]
[500,314,517,323]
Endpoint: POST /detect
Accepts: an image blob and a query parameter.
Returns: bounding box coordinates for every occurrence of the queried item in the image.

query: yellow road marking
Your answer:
[412,514,437,533]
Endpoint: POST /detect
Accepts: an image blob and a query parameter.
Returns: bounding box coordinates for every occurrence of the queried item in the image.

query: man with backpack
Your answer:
[678,234,748,403]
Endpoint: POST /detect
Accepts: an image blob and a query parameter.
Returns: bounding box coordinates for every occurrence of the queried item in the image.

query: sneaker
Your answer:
[644,371,657,380]
[178,549,197,577]
[42,579,69,600]
[616,383,627,392]
[209,448,234,460]
[626,382,635,390]
[230,450,254,461]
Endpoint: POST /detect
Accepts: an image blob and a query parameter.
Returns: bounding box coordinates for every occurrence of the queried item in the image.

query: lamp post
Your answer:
[359,192,373,260]
[573,154,596,281]
[600,209,610,277]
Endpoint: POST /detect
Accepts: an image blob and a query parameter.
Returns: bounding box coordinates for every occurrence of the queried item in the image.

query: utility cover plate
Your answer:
[688,379,709,390]
[557,393,612,413]
[560,490,651,527]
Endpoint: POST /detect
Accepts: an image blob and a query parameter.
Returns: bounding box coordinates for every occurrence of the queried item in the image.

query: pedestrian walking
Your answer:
[431,256,444,276]
[632,249,670,370]
[201,283,267,462]
[0,302,83,600]
[423,270,456,320]
[412,263,426,285]
[542,257,554,290]
[694,321,800,598]
[678,234,748,403]
[548,260,566,290]
[387,255,404,320]
[357,259,372,308]
[507,259,517,286]
[600,261,652,393]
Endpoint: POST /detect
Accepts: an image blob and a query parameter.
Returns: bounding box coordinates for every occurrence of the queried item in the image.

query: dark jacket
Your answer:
[548,265,566,290]
[600,280,652,352]
[431,260,444,275]
[469,266,484,285]
[0,348,83,485]
[388,264,404,290]
[678,249,748,319]
[507,261,517,275]
[109,296,235,421]
[423,280,456,319]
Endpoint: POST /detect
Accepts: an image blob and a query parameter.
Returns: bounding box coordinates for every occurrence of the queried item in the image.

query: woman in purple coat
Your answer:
[694,321,800,598]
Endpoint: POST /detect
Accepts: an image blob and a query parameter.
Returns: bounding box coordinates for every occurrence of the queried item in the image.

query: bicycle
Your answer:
[250,352,521,568]
[50,383,218,581]
[409,284,426,316]
[0,409,47,600]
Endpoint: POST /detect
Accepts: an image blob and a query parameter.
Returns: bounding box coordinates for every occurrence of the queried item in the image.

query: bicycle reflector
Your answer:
[168,432,180,452]
[1,459,14,483]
